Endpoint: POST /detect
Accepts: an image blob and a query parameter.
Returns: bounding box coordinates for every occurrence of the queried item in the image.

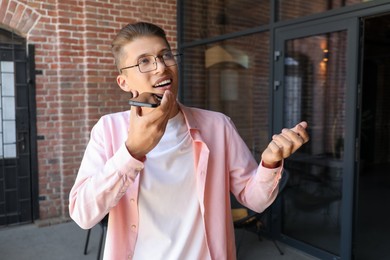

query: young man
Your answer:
[69,22,309,260]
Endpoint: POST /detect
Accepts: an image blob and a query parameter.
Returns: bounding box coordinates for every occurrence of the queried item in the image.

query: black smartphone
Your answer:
[128,92,162,107]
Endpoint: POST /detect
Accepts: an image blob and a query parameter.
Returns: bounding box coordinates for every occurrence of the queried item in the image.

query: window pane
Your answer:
[2,97,15,120]
[0,133,2,157]
[277,0,375,21]
[283,31,347,255]
[1,61,14,73]
[3,120,16,143]
[0,61,17,159]
[181,32,270,159]
[1,73,15,96]
[3,144,16,158]
[182,0,269,42]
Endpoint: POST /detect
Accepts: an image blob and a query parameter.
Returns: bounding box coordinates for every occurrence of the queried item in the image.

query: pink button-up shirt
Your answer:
[69,104,282,260]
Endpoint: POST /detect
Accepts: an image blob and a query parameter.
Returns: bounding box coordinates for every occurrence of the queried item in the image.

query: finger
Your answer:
[153,90,175,120]
[130,104,142,117]
[291,122,310,143]
[130,90,139,98]
[281,128,305,145]
[264,140,284,161]
[138,91,174,128]
[297,121,308,129]
[160,90,174,110]
[284,127,308,149]
[269,139,284,153]
[272,134,294,156]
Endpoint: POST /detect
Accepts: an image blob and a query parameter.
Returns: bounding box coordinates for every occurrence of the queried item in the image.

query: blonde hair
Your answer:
[111,22,169,69]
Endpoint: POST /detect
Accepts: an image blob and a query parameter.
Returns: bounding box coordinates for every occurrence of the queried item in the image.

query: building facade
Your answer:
[178,0,390,259]
[1,0,390,259]
[0,0,177,224]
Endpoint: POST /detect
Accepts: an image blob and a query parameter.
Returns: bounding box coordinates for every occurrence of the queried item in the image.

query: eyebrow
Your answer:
[134,48,171,61]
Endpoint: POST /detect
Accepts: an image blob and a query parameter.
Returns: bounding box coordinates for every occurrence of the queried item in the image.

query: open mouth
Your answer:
[153,79,172,88]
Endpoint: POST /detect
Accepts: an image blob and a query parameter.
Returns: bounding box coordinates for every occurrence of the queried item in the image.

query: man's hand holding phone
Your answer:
[128,92,162,108]
[125,90,177,160]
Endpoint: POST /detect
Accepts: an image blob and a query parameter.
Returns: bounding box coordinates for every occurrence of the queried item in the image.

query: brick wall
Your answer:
[0,0,177,221]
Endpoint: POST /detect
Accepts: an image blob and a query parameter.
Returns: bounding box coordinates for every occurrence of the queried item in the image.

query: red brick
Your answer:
[1,0,177,222]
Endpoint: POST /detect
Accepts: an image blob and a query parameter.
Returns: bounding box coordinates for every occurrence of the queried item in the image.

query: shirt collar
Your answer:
[178,103,200,131]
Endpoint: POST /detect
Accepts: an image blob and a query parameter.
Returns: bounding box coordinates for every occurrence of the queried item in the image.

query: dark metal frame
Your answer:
[27,45,39,221]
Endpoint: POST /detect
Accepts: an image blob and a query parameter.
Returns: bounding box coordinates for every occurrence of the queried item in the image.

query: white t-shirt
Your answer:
[133,111,211,260]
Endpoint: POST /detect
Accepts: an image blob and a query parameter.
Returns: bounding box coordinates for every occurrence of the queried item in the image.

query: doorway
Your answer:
[273,18,359,260]
[272,12,390,259]
[354,13,390,260]
[0,29,38,226]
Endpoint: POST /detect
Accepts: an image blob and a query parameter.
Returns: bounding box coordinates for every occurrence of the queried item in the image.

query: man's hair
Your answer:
[111,22,169,70]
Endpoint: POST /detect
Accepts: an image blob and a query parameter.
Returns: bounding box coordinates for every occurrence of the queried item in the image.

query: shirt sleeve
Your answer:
[233,163,283,213]
[226,117,283,213]
[68,118,144,229]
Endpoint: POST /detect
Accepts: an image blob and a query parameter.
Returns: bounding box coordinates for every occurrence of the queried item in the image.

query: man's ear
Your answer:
[117,74,131,92]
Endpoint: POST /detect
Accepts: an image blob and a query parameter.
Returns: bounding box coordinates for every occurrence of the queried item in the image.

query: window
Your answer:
[182,0,269,42]
[181,33,270,159]
[277,0,374,21]
[0,61,16,158]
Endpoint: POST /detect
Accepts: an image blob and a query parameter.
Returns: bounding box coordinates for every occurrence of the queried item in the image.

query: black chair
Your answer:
[232,169,290,256]
[84,215,109,260]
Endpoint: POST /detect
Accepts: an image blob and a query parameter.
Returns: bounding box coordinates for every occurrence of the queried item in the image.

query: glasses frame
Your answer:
[119,50,182,73]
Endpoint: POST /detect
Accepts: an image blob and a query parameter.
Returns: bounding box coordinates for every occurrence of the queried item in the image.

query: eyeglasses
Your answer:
[119,50,182,73]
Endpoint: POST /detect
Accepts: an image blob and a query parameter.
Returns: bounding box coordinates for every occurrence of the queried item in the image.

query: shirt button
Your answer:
[130,198,135,203]
[131,224,137,230]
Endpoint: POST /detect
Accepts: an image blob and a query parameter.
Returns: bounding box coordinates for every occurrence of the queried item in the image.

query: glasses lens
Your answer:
[138,56,156,73]
[137,52,181,73]
[161,52,175,66]
[165,51,181,67]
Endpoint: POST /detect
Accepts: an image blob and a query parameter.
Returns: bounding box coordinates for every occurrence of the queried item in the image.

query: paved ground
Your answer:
[0,220,318,260]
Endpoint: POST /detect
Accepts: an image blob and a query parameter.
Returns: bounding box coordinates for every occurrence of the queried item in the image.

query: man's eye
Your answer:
[163,52,174,60]
[139,57,151,65]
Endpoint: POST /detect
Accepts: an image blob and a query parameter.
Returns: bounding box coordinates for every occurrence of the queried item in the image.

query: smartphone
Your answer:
[128,92,162,108]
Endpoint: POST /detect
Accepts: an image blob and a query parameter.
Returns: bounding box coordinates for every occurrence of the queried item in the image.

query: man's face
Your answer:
[116,36,179,99]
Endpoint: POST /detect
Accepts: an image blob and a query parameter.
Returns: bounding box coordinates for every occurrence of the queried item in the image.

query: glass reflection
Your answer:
[181,33,270,159]
[182,0,269,42]
[278,0,374,21]
[282,31,347,255]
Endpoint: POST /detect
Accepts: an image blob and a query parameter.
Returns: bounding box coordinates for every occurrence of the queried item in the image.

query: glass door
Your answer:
[354,13,390,260]
[273,18,359,260]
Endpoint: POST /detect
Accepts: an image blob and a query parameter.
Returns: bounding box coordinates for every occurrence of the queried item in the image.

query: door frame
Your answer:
[0,32,39,225]
[28,44,39,222]
[272,18,360,260]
